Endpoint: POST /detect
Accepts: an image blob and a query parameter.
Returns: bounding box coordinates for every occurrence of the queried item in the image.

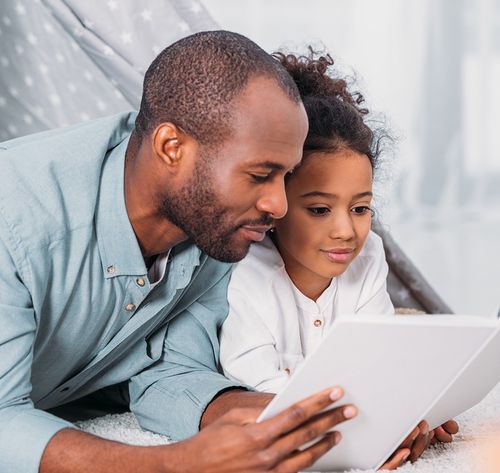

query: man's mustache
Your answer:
[237,214,274,228]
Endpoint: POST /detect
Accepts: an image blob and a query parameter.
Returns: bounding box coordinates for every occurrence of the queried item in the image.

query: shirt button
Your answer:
[136,277,145,287]
[106,265,116,274]
[284,368,291,375]
[314,319,322,327]
[125,303,136,312]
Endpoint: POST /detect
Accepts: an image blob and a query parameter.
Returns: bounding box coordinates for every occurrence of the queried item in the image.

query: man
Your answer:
[0,30,358,473]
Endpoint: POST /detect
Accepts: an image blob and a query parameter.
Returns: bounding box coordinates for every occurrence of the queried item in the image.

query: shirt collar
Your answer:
[95,123,204,280]
[95,128,148,278]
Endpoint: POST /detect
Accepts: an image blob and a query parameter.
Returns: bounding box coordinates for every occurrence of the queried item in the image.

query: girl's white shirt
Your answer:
[219,230,394,394]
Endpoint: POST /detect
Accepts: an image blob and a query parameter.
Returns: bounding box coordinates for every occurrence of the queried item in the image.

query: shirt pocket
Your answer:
[278,352,304,376]
[144,325,169,361]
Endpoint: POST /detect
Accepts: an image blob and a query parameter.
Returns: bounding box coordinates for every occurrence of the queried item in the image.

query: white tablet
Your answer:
[257,314,500,472]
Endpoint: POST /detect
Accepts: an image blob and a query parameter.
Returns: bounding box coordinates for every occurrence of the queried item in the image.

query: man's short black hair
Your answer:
[135,30,301,146]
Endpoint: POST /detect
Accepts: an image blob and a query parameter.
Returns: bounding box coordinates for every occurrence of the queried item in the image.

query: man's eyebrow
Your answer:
[300,191,373,199]
[249,161,286,171]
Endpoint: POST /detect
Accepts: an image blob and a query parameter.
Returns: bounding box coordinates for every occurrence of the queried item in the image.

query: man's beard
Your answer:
[158,157,273,263]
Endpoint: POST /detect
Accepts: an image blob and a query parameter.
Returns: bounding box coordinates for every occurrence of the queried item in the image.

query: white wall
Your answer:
[204,0,500,316]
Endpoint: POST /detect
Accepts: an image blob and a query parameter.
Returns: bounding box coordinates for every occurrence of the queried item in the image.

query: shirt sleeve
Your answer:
[355,233,395,315]
[128,263,252,441]
[219,282,290,395]
[0,234,74,473]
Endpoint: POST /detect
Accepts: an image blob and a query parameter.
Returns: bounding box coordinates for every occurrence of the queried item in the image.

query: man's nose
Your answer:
[256,181,288,219]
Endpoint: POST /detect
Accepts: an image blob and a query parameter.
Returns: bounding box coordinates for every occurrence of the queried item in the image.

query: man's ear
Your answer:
[152,122,187,168]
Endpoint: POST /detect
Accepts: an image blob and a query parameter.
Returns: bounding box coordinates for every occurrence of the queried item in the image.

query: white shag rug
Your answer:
[77,383,500,472]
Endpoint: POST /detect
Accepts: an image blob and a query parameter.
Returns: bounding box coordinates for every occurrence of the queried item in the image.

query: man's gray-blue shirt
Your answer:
[0,112,242,473]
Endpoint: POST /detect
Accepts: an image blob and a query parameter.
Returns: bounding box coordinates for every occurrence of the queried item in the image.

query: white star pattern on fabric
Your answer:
[15,3,26,15]
[27,33,38,45]
[83,19,94,29]
[179,21,189,33]
[190,2,202,14]
[43,22,55,34]
[102,45,114,56]
[397,287,410,300]
[49,94,61,106]
[120,32,132,45]
[0,0,215,140]
[38,63,49,75]
[34,106,45,117]
[107,0,118,11]
[96,100,107,111]
[7,124,18,135]
[141,9,152,22]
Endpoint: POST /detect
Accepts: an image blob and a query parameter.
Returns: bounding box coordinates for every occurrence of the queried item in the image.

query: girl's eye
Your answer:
[250,174,271,183]
[308,207,330,216]
[351,206,374,216]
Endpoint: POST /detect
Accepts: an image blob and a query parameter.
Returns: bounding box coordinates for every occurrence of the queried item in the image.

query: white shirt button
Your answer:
[136,277,145,287]
[313,319,322,327]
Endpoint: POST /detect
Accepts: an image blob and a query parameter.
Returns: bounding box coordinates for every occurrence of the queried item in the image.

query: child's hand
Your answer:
[380,420,434,470]
[430,419,459,444]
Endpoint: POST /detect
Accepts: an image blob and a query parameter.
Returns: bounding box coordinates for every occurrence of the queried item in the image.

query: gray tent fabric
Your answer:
[373,223,453,313]
[0,0,130,140]
[0,0,452,314]
[0,0,217,140]
[42,0,218,106]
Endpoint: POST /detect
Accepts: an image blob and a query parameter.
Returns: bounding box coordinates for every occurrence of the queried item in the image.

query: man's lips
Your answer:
[321,248,355,263]
[239,225,272,242]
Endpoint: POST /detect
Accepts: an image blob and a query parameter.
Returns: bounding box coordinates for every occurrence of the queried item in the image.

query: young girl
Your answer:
[219,52,395,394]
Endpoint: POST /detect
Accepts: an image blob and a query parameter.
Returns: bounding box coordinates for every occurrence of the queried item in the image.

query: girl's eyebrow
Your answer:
[300,191,373,199]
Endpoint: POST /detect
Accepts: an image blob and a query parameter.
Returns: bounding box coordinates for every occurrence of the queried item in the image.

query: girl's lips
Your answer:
[321,249,354,263]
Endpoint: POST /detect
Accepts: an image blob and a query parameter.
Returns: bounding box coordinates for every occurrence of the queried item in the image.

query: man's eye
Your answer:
[250,174,271,183]
[308,207,330,216]
[351,206,374,216]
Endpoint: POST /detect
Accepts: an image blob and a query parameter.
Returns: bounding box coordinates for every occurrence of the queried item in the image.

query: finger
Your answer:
[264,404,357,461]
[399,426,420,450]
[258,386,345,440]
[433,426,453,443]
[271,431,341,473]
[442,420,459,435]
[426,430,434,450]
[379,448,411,470]
[409,423,429,463]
